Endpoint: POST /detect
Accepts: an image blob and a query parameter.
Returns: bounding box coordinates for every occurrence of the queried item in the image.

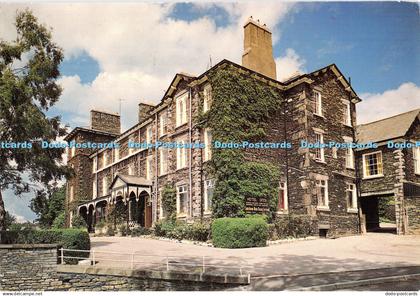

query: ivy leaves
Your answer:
[205,66,281,219]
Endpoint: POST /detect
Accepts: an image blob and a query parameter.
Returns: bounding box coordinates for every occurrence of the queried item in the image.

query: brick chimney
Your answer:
[242,17,277,80]
[90,110,121,135]
[138,102,155,123]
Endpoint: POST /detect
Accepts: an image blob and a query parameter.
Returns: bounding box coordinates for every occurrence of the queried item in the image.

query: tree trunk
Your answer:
[0,190,5,231]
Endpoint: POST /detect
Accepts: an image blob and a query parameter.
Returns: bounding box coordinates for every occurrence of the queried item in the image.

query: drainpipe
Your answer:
[154,112,159,224]
[349,78,363,235]
[189,87,193,220]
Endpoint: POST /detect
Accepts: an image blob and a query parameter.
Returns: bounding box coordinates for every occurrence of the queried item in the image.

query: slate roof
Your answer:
[356,109,420,143]
[110,174,153,188]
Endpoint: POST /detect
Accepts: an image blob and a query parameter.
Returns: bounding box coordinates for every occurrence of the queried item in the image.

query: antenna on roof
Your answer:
[118,98,125,117]
[206,54,213,70]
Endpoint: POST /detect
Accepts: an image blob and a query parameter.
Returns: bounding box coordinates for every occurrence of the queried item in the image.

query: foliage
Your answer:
[118,224,129,236]
[106,223,115,236]
[4,211,16,229]
[154,220,210,242]
[52,212,66,229]
[30,185,65,227]
[130,227,152,237]
[378,196,395,222]
[0,9,71,230]
[272,215,314,239]
[71,214,87,229]
[212,216,268,248]
[161,184,177,221]
[200,66,282,218]
[0,228,90,264]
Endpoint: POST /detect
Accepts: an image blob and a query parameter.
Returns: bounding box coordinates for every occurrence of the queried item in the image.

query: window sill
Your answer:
[317,206,330,212]
[346,166,355,170]
[203,211,212,216]
[177,214,187,219]
[315,159,326,164]
[363,174,384,180]
[347,208,358,213]
[343,124,353,128]
[276,210,289,215]
[314,113,325,119]
[175,122,188,129]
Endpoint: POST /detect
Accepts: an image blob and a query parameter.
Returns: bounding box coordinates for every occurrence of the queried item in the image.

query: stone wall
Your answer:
[0,244,62,291]
[91,110,121,135]
[406,196,420,234]
[0,245,244,291]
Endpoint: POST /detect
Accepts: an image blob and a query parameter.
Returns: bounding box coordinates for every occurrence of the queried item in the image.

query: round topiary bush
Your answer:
[212,216,268,248]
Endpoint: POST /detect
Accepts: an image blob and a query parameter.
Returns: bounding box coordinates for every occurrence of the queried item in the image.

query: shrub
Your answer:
[118,224,129,236]
[212,216,268,248]
[0,228,90,264]
[52,213,66,229]
[130,227,152,237]
[153,220,210,242]
[71,215,87,229]
[106,224,115,236]
[274,215,314,239]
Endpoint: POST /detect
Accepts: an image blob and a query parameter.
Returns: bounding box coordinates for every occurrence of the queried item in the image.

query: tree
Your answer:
[0,10,71,230]
[4,211,16,229]
[30,185,65,227]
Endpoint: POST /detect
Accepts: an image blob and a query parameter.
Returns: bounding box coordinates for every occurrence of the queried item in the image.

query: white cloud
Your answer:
[275,48,306,81]
[357,82,420,124]
[0,2,294,129]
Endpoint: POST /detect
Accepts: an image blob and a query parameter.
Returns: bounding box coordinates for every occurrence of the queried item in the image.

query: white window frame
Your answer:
[204,179,214,213]
[114,146,120,161]
[128,163,134,176]
[414,147,420,175]
[92,180,97,199]
[71,146,76,158]
[343,100,352,126]
[346,183,358,212]
[159,148,168,176]
[314,132,325,162]
[146,126,152,145]
[203,84,212,113]
[103,151,108,167]
[176,185,188,215]
[128,135,136,155]
[159,188,165,220]
[344,137,354,169]
[92,157,97,173]
[314,90,322,116]
[176,139,187,170]
[102,176,108,196]
[203,128,212,162]
[362,151,384,179]
[277,181,288,212]
[316,179,329,210]
[176,92,188,127]
[146,155,153,180]
[159,110,168,137]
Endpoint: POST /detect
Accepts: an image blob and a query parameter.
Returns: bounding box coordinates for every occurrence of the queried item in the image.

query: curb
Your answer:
[297,273,420,291]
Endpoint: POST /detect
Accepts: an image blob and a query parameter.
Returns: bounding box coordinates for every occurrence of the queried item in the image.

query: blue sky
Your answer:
[1,1,419,222]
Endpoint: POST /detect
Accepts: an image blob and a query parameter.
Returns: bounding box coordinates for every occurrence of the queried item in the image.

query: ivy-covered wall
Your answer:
[200,65,283,218]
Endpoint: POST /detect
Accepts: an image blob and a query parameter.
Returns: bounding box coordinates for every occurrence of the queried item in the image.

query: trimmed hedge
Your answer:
[272,215,314,239]
[154,220,210,242]
[212,216,268,248]
[0,228,90,264]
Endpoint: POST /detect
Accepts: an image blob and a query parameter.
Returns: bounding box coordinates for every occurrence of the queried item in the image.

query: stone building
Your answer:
[64,18,418,237]
[356,109,420,234]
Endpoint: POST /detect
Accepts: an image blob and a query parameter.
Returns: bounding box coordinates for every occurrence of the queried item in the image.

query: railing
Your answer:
[59,248,251,282]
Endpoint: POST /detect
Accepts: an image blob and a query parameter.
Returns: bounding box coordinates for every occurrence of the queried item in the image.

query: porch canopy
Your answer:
[109,174,153,203]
